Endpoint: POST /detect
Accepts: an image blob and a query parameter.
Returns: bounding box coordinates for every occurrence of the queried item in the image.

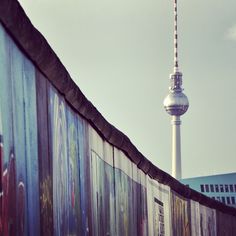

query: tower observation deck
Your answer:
[163,0,189,180]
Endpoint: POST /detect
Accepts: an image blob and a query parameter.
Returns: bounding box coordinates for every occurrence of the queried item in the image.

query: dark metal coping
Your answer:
[0,0,235,217]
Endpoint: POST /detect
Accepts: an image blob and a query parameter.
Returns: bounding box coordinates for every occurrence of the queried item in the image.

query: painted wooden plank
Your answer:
[0,24,16,236]
[114,167,130,236]
[89,149,106,235]
[103,139,113,167]
[89,125,103,159]
[36,70,53,236]
[190,200,200,236]
[114,148,132,236]
[90,150,99,235]
[114,148,133,179]
[131,164,148,236]
[89,125,117,235]
[216,210,236,235]
[103,159,116,236]
[66,106,82,235]
[137,169,148,236]
[171,190,191,236]
[77,115,90,235]
[131,164,138,236]
[49,87,70,236]
[10,36,28,236]
[104,145,115,236]
[199,205,216,236]
[0,24,14,166]
[147,177,171,236]
[23,54,40,236]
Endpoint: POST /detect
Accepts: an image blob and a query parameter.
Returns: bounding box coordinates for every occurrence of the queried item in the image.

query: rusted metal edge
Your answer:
[0,0,235,216]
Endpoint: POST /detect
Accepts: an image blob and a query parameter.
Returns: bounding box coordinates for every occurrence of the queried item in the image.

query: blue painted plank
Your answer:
[49,87,70,236]
[23,57,40,235]
[66,107,82,235]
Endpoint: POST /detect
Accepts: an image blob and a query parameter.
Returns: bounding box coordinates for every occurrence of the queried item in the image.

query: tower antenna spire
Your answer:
[174,0,179,72]
[163,0,189,180]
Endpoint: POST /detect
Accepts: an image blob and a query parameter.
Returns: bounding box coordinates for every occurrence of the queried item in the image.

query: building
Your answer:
[181,173,236,208]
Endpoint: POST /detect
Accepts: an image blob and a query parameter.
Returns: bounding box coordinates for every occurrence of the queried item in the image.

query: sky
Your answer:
[18,0,236,178]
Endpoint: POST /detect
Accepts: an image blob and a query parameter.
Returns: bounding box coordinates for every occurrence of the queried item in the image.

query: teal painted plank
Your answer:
[10,34,29,236]
[23,57,40,235]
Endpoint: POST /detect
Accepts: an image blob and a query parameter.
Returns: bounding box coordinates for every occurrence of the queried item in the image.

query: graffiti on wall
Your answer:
[50,89,69,235]
[171,191,191,236]
[104,162,116,235]
[0,151,25,236]
[67,111,82,235]
[115,169,130,236]
[90,150,116,236]
[40,175,53,235]
[50,87,87,235]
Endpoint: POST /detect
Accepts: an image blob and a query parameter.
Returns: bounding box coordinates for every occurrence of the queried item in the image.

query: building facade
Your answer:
[181,173,236,208]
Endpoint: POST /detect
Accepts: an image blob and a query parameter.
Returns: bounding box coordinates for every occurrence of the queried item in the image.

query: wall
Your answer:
[0,18,236,236]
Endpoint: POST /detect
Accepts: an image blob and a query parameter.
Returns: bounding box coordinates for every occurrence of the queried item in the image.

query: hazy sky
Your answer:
[18,0,236,178]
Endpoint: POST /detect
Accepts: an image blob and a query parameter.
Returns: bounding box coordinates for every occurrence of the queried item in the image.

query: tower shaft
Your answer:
[171,116,182,180]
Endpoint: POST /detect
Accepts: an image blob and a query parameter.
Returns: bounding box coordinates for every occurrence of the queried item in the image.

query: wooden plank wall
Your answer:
[0,18,236,236]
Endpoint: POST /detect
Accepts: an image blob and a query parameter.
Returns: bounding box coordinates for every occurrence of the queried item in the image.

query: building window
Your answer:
[205,184,209,192]
[212,196,215,200]
[225,185,229,192]
[230,185,234,192]
[231,197,235,205]
[217,196,221,201]
[200,185,205,192]
[234,185,236,192]
[210,184,214,192]
[220,184,224,192]
[215,185,219,192]
[221,197,225,204]
[226,197,230,204]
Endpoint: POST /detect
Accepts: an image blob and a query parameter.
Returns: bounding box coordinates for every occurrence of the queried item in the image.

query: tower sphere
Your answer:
[163,91,189,116]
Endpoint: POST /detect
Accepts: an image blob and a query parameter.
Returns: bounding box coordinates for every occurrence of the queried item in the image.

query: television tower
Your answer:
[163,0,189,180]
